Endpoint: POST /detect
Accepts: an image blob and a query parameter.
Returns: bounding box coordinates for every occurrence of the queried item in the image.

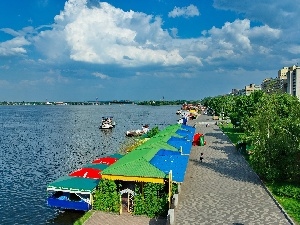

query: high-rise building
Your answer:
[286,65,300,98]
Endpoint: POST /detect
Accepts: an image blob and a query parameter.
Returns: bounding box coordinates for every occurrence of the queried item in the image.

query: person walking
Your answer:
[200,153,204,162]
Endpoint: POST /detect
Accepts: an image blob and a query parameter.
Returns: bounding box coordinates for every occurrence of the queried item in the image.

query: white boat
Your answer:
[125,125,149,137]
[99,117,116,129]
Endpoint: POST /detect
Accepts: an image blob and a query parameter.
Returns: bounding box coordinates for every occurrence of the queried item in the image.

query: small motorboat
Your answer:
[99,117,116,129]
[126,125,149,137]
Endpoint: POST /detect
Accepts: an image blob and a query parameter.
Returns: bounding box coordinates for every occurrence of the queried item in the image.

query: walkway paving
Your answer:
[174,114,294,225]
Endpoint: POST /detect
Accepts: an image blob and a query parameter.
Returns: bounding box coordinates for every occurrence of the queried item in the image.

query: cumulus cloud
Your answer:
[168,4,200,18]
[33,0,200,67]
[176,18,282,69]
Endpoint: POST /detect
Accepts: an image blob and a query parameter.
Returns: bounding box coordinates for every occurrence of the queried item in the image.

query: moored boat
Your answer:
[125,124,149,137]
[99,116,116,129]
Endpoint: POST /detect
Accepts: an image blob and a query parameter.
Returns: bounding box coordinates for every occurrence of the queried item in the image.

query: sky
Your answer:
[0,0,299,102]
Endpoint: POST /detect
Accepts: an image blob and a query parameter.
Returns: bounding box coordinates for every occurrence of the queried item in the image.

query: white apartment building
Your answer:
[286,65,300,98]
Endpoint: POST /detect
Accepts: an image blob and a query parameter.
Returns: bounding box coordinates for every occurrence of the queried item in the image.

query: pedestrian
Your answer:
[200,153,204,162]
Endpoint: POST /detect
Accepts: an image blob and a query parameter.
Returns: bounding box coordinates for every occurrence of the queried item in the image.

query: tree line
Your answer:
[201,91,300,182]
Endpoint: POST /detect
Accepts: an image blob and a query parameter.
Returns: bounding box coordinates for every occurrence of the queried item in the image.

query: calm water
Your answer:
[0,104,180,225]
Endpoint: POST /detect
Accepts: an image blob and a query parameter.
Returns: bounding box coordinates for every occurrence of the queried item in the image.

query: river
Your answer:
[0,104,180,225]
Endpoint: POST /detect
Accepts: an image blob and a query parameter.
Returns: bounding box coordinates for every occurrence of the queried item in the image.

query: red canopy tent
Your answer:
[92,157,118,165]
[69,168,102,179]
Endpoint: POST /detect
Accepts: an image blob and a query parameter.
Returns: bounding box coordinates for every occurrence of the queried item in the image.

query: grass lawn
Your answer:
[272,194,300,224]
[218,123,243,145]
[219,123,300,225]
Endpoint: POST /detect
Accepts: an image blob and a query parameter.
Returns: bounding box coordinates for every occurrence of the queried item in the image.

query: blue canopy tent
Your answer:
[167,136,193,155]
[176,129,194,141]
[150,152,189,183]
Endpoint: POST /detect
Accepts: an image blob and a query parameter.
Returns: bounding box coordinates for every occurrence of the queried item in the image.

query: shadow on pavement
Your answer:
[190,156,261,185]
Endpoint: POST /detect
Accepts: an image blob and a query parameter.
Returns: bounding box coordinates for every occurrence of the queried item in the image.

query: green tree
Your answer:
[245,94,300,181]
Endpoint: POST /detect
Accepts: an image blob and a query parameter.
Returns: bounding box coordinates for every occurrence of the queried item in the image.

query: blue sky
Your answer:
[0,0,299,102]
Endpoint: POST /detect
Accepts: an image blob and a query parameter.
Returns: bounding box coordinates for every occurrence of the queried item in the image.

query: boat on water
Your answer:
[125,124,149,137]
[99,117,116,129]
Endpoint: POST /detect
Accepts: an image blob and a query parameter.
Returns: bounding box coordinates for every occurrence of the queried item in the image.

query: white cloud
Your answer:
[34,0,196,67]
[168,4,200,18]
[0,28,20,37]
[0,37,30,56]
[92,72,111,79]
[63,2,183,66]
[31,0,288,71]
[2,0,295,78]
[206,20,276,61]
[208,20,252,51]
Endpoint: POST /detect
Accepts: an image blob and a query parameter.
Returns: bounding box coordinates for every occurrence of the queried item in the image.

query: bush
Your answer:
[145,126,160,138]
[133,182,168,218]
[93,179,120,213]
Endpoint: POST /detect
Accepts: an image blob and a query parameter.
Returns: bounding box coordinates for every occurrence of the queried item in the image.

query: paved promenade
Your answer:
[175,114,293,225]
